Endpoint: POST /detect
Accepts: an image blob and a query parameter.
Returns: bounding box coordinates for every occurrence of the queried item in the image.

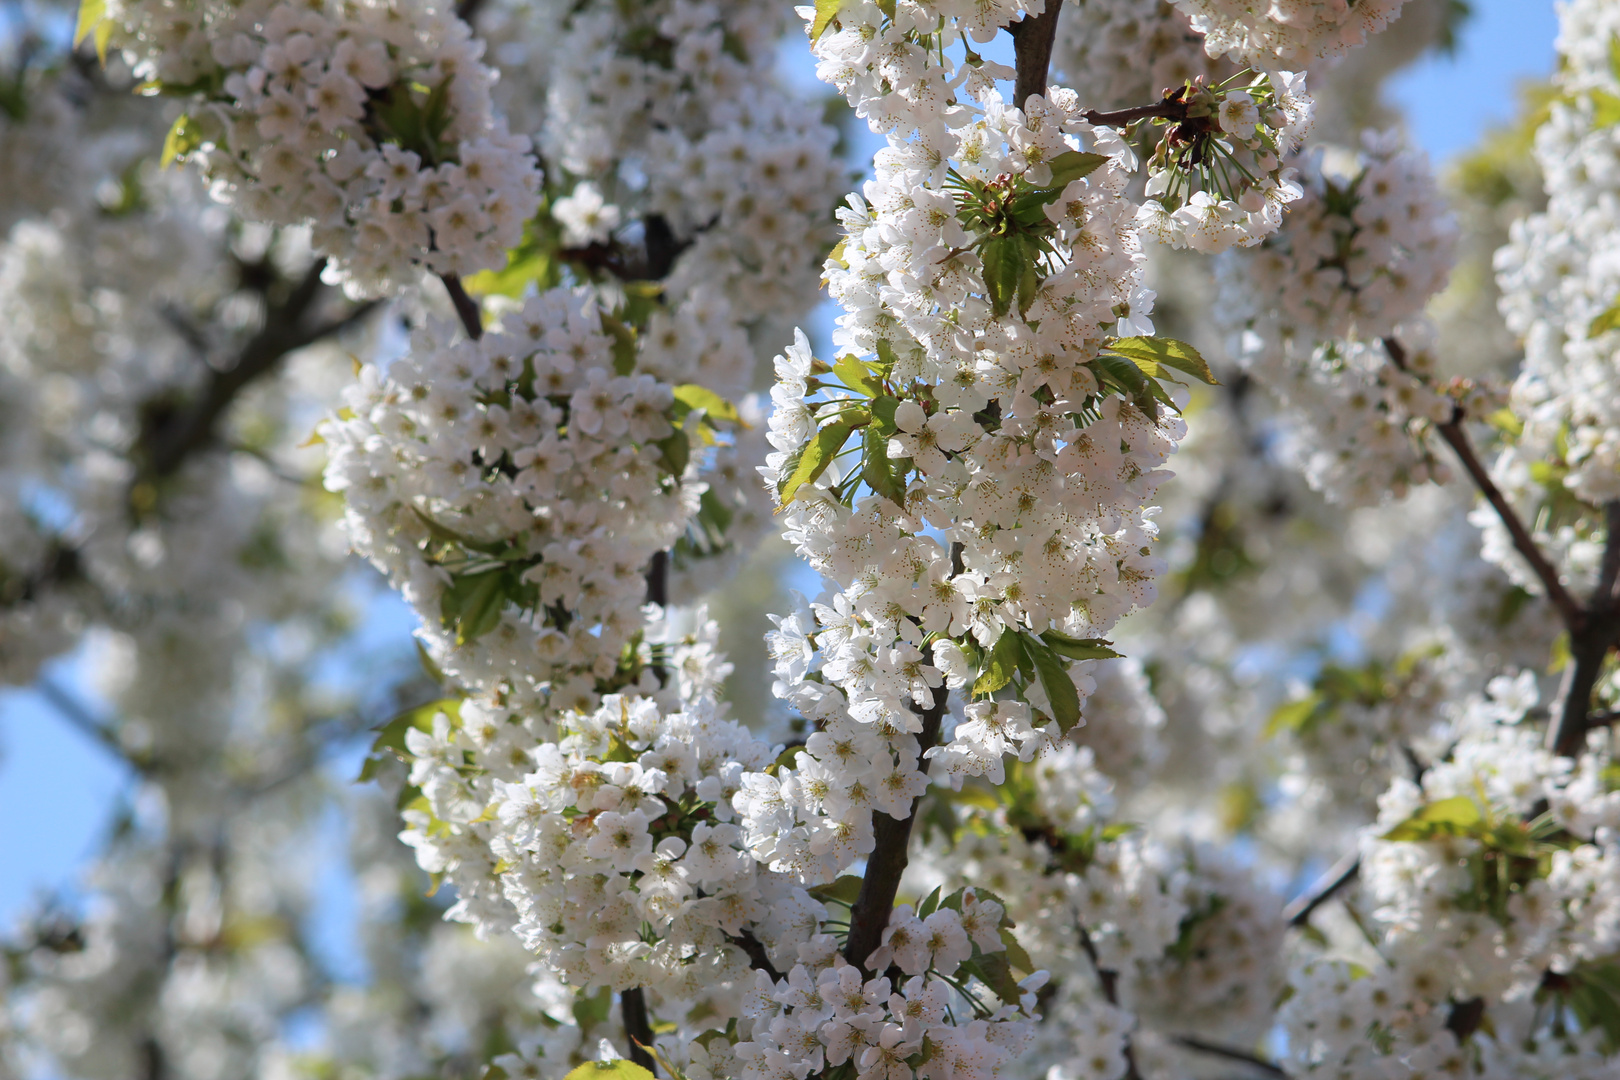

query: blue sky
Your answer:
[0,0,1564,928]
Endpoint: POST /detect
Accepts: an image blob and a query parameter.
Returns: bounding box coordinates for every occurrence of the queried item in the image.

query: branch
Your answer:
[141,263,380,481]
[1081,100,1188,128]
[728,929,782,981]
[1283,847,1360,927]
[620,988,657,1074]
[1077,925,1141,1080]
[1544,504,1620,758]
[1007,0,1064,110]
[1170,1035,1285,1078]
[842,684,948,975]
[1382,338,1584,631]
[36,676,129,765]
[439,273,484,341]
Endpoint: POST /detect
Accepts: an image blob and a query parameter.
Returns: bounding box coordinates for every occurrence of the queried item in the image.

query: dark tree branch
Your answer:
[1077,925,1141,1080]
[620,988,657,1073]
[1283,847,1361,927]
[1597,501,1620,609]
[36,676,128,764]
[1081,100,1188,128]
[1382,338,1584,630]
[728,929,782,981]
[1007,0,1064,110]
[141,262,379,482]
[1170,1035,1285,1077]
[842,684,948,975]
[439,273,484,340]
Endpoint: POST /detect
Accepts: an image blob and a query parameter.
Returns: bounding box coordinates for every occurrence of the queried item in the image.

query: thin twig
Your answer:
[1382,337,1584,630]
[1283,847,1361,927]
[728,929,783,981]
[1171,1035,1285,1077]
[439,272,484,340]
[1080,100,1188,128]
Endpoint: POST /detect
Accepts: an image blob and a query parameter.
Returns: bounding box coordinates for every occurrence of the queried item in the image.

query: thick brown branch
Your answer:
[1007,0,1064,109]
[842,685,948,975]
[621,988,657,1073]
[1382,338,1584,630]
[439,272,484,340]
[1283,847,1360,927]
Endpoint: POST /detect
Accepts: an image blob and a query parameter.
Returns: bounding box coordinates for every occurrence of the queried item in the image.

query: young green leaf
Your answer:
[809,0,843,40]
[160,114,202,169]
[1023,632,1081,732]
[1380,795,1484,842]
[600,311,638,376]
[1038,629,1122,661]
[563,1061,656,1080]
[673,384,741,423]
[1045,149,1109,190]
[973,627,1027,697]
[980,234,1024,318]
[833,354,884,398]
[1590,299,1620,339]
[863,425,908,506]
[1107,336,1218,385]
[808,874,865,906]
[777,419,856,507]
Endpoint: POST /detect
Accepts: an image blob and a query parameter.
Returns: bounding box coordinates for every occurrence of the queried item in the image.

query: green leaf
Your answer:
[1023,633,1081,732]
[358,697,462,781]
[962,952,1023,1006]
[1264,693,1324,738]
[673,384,740,423]
[1091,353,1172,412]
[870,394,900,434]
[463,225,557,298]
[777,419,856,507]
[999,927,1034,974]
[1106,336,1218,385]
[1039,629,1121,661]
[656,429,690,477]
[160,113,202,169]
[862,425,908,506]
[979,234,1024,319]
[1590,299,1620,339]
[1592,88,1620,129]
[1044,149,1109,190]
[808,874,865,906]
[75,0,111,61]
[441,568,507,644]
[918,885,944,919]
[833,355,883,398]
[1014,234,1042,317]
[972,627,1026,697]
[875,0,895,18]
[809,0,843,41]
[600,311,638,376]
[1381,795,1485,843]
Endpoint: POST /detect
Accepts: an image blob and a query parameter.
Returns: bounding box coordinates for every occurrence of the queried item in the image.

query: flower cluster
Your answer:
[733,892,1040,1080]
[1214,131,1460,504]
[1171,0,1412,68]
[98,0,541,296]
[1219,132,1458,365]
[1283,672,1620,1079]
[1133,70,1313,252]
[1489,0,1620,592]
[401,650,790,1002]
[323,288,742,721]
[530,0,846,326]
